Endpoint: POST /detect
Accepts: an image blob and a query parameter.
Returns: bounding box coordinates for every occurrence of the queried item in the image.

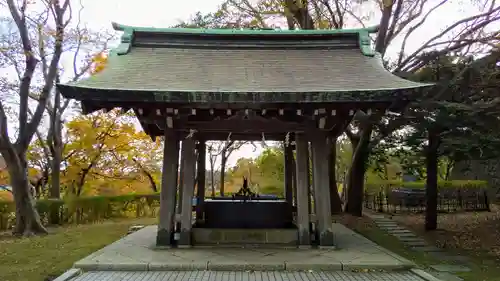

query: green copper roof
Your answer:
[59,47,431,94]
[56,22,433,103]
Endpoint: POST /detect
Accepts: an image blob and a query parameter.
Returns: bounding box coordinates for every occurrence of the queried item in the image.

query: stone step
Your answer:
[374,219,396,223]
[404,240,428,247]
[430,264,471,273]
[387,229,413,234]
[411,246,443,252]
[396,236,425,242]
[393,232,417,238]
[428,253,470,264]
[379,225,405,229]
[376,222,398,227]
[432,272,464,281]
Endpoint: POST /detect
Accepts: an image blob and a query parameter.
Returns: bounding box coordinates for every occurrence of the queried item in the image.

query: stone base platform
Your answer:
[192,227,298,245]
[73,224,414,272]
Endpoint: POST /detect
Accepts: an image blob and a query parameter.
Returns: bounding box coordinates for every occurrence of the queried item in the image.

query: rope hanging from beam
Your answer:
[285,132,290,147]
[186,129,197,139]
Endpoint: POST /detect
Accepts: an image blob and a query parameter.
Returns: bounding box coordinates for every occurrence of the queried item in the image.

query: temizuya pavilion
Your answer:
[58,22,429,248]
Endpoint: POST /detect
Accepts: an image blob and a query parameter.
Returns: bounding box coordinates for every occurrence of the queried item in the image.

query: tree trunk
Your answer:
[219,155,227,196]
[328,136,343,214]
[49,144,62,224]
[345,127,372,217]
[4,151,47,236]
[425,128,440,231]
[48,87,63,224]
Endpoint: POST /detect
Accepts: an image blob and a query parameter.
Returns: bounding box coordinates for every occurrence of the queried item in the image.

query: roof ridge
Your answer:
[111,22,379,35]
[109,22,378,57]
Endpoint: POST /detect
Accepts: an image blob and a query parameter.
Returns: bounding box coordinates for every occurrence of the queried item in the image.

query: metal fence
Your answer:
[364,188,491,213]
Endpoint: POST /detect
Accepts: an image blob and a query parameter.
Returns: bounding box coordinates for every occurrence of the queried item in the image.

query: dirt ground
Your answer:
[390,204,500,258]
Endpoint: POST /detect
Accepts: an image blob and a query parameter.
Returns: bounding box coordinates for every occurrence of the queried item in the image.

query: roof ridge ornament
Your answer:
[359,29,376,57]
[111,22,134,56]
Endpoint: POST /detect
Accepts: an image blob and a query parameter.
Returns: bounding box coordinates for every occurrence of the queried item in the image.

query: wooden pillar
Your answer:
[156,130,180,247]
[292,155,297,207]
[309,143,315,217]
[284,143,294,204]
[295,134,311,246]
[176,141,188,232]
[311,132,334,247]
[179,138,197,246]
[196,140,206,224]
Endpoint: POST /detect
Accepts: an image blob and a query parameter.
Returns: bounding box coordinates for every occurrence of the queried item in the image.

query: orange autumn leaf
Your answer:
[90,52,108,75]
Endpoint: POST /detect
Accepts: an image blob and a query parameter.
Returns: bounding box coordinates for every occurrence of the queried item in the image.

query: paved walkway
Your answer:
[365,211,470,281]
[69,270,428,281]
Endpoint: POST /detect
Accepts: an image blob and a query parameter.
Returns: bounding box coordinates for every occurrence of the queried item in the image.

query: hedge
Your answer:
[0,193,160,231]
[364,180,488,194]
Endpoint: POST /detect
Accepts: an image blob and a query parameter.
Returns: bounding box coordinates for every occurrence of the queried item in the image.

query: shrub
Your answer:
[0,193,160,231]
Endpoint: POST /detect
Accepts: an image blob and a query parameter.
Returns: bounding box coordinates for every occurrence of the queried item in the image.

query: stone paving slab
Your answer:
[73,224,414,272]
[70,270,428,281]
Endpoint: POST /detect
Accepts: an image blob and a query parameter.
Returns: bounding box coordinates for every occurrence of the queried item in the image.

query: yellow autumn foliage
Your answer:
[61,109,163,196]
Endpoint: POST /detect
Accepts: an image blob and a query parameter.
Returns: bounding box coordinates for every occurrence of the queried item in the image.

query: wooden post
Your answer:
[284,143,294,204]
[311,132,334,247]
[176,141,187,232]
[295,134,311,246]
[156,130,180,247]
[292,155,297,207]
[196,140,206,224]
[309,143,316,220]
[179,138,197,246]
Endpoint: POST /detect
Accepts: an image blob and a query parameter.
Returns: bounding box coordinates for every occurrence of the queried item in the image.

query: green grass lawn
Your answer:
[0,218,157,281]
[338,214,500,281]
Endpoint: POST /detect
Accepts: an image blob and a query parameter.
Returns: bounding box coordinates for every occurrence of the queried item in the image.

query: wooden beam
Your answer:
[174,119,316,133]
